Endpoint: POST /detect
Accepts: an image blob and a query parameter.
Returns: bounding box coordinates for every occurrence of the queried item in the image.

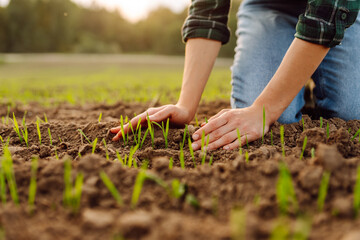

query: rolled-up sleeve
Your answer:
[182,0,231,45]
[295,0,360,48]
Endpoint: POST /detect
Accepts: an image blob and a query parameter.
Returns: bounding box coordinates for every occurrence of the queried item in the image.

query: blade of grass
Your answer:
[146,114,155,148]
[351,129,360,141]
[44,113,48,123]
[131,170,146,208]
[115,150,125,166]
[276,162,298,214]
[299,136,307,161]
[262,105,265,144]
[100,171,123,206]
[102,139,109,160]
[91,138,98,154]
[127,145,139,168]
[2,146,19,205]
[78,129,91,144]
[320,117,323,128]
[36,119,42,145]
[354,166,360,217]
[169,157,173,170]
[188,138,196,168]
[48,128,53,146]
[326,122,330,139]
[317,171,330,212]
[280,125,285,157]
[98,113,102,123]
[12,113,23,143]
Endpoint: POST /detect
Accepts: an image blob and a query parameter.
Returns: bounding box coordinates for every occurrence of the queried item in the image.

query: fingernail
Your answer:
[193,134,199,140]
[191,143,198,150]
[224,146,229,150]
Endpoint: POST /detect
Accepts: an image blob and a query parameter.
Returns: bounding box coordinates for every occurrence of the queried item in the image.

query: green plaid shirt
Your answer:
[182,0,360,47]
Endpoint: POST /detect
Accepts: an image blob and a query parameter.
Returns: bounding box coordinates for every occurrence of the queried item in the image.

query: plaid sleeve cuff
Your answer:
[182,19,230,44]
[295,1,360,48]
[182,0,231,45]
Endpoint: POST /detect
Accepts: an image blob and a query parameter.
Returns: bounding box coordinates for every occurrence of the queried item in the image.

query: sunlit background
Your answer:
[0,0,189,22]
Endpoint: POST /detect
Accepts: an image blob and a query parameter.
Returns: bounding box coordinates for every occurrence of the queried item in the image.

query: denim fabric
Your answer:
[230,0,360,123]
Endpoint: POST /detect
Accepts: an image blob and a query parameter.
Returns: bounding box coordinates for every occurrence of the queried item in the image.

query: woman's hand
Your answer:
[191,104,271,151]
[111,104,193,141]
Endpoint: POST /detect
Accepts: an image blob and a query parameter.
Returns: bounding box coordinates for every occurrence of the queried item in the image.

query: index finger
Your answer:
[192,117,228,141]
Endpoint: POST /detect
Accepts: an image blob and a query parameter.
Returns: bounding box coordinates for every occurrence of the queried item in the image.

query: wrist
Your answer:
[175,101,197,122]
[251,100,282,126]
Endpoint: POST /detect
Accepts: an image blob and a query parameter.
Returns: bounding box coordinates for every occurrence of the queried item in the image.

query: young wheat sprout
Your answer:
[2,146,19,205]
[300,136,308,161]
[12,113,23,143]
[28,156,38,213]
[48,128,53,146]
[236,129,242,156]
[78,129,91,144]
[179,144,185,169]
[102,139,109,160]
[280,125,285,157]
[100,171,123,206]
[98,112,102,123]
[36,119,42,145]
[188,137,196,167]
[320,117,323,128]
[354,165,360,217]
[317,171,330,212]
[91,138,98,154]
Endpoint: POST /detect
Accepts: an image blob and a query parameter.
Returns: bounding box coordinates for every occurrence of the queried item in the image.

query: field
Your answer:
[1,55,360,240]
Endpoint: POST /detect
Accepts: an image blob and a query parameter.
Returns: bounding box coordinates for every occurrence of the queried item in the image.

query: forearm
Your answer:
[177,38,222,117]
[253,38,330,124]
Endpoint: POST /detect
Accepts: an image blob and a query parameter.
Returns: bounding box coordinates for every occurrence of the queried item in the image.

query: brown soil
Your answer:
[1,100,360,240]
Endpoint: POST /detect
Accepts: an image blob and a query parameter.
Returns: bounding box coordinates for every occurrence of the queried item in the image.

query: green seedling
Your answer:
[188,138,196,167]
[245,151,249,163]
[276,162,298,214]
[63,159,84,213]
[301,117,305,132]
[271,129,274,146]
[48,128,53,146]
[351,129,360,142]
[0,163,5,205]
[179,144,185,169]
[209,155,214,166]
[119,115,127,145]
[186,194,200,209]
[317,171,330,212]
[236,129,242,156]
[270,218,290,240]
[102,139,109,160]
[0,136,3,144]
[131,170,147,208]
[262,105,265,144]
[354,166,360,217]
[36,119,41,145]
[78,152,82,158]
[153,118,170,148]
[139,129,149,149]
[169,157,173,170]
[146,114,155,148]
[299,136,308,161]
[98,112,102,123]
[326,122,330,139]
[78,129,91,144]
[194,115,199,127]
[91,138,98,154]
[21,125,29,147]
[311,147,315,158]
[2,146,19,205]
[348,127,352,133]
[171,179,186,199]
[28,156,38,213]
[12,113,23,143]
[280,125,285,157]
[230,208,246,240]
[127,145,139,168]
[54,147,59,160]
[115,150,126,165]
[44,113,48,123]
[205,117,208,124]
[245,134,249,149]
[320,117,323,128]
[59,136,63,143]
[100,171,123,206]
[201,134,210,165]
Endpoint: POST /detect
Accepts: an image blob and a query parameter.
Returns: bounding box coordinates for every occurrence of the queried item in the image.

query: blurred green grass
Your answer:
[0,54,232,106]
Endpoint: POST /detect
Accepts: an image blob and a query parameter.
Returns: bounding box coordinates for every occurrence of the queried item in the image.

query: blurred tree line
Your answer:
[0,0,241,57]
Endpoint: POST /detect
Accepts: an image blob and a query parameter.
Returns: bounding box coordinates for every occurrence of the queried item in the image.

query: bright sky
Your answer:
[0,0,190,22]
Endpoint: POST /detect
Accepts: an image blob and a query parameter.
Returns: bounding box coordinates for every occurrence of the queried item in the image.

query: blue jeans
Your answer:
[230,0,360,123]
